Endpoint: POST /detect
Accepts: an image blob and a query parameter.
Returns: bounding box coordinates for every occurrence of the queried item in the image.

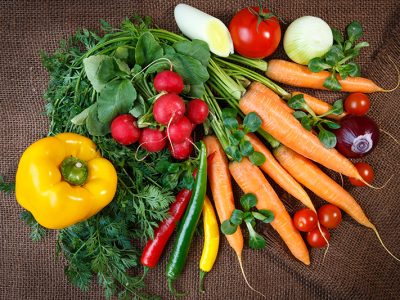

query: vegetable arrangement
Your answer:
[1,2,399,300]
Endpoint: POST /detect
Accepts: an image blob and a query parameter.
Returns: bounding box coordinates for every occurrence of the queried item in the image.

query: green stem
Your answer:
[214,58,291,100]
[150,29,186,43]
[199,270,207,293]
[76,36,135,65]
[224,54,268,71]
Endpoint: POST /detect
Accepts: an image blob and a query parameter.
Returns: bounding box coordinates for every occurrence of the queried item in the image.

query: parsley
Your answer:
[34,16,202,299]
[0,176,14,194]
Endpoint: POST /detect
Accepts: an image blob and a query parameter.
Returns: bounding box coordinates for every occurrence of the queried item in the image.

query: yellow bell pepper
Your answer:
[199,195,220,292]
[15,132,117,229]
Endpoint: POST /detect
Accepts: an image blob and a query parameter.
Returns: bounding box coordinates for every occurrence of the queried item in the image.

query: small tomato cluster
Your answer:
[292,204,342,248]
[110,70,209,160]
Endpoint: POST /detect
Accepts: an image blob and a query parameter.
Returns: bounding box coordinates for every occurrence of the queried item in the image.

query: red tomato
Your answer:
[293,208,318,232]
[344,93,371,116]
[229,6,281,59]
[306,226,330,248]
[349,162,374,186]
[318,204,342,229]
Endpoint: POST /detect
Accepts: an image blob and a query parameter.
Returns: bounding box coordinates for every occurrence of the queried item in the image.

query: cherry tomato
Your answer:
[293,208,318,232]
[318,204,342,229]
[229,6,281,59]
[306,226,330,248]
[344,93,371,116]
[349,162,374,186]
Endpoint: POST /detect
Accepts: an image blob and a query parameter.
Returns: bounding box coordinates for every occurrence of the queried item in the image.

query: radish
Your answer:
[111,114,141,145]
[153,94,186,125]
[139,128,166,152]
[187,99,209,124]
[169,136,193,160]
[167,116,192,144]
[154,70,184,94]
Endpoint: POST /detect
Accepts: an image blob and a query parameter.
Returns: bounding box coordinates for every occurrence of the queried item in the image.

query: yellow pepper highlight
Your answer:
[15,132,117,229]
[199,195,220,292]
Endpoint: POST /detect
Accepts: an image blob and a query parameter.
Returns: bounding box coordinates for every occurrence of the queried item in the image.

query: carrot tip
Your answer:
[237,255,267,299]
[372,226,400,262]
[379,55,400,93]
[361,174,393,190]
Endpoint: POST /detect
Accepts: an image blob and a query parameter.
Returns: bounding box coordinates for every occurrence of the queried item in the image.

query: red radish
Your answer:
[154,70,184,94]
[187,99,209,124]
[153,94,186,125]
[167,116,192,144]
[140,128,166,152]
[169,137,193,160]
[111,114,141,145]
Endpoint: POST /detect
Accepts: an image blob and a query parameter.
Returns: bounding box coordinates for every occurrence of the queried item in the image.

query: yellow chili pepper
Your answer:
[199,195,220,292]
[15,132,117,229]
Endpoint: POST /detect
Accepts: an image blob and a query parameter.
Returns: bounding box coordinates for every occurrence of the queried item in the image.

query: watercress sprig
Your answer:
[221,108,266,166]
[288,94,343,148]
[221,193,274,249]
[308,21,369,91]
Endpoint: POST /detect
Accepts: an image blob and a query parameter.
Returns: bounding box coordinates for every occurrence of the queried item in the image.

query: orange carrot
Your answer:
[274,145,400,261]
[266,59,383,93]
[203,136,266,297]
[246,133,315,211]
[239,82,362,180]
[251,81,293,114]
[291,92,346,120]
[203,136,244,256]
[229,158,310,265]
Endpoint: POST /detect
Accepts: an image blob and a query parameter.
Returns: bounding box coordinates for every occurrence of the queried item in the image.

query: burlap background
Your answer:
[0,0,399,299]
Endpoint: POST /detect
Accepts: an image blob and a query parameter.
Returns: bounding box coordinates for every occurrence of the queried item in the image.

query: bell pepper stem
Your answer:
[60,156,88,186]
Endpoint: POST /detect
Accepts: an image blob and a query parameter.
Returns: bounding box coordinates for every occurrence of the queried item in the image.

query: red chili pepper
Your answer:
[141,189,192,268]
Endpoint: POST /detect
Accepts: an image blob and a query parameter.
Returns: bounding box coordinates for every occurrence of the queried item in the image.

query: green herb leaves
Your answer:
[289,94,343,148]
[308,21,369,91]
[0,176,14,194]
[222,109,265,165]
[221,193,274,250]
[97,79,137,124]
[135,32,163,66]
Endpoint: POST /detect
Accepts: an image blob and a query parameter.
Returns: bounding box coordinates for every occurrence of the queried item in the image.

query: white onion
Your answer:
[283,16,333,65]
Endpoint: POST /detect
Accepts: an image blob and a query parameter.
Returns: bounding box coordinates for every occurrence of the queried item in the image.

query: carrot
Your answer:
[229,157,310,265]
[203,136,266,297]
[291,92,346,120]
[274,145,400,261]
[239,82,362,180]
[246,133,315,211]
[265,59,384,93]
[251,81,293,114]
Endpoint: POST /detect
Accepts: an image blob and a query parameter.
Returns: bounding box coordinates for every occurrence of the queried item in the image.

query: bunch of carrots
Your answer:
[138,23,400,297]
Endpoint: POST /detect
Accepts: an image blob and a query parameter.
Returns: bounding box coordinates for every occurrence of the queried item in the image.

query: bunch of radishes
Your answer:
[110,70,209,160]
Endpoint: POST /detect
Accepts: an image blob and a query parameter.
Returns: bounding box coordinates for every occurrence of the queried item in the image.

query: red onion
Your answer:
[334,115,379,158]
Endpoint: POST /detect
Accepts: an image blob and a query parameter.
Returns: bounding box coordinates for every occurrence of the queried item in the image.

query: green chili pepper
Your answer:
[166,141,207,295]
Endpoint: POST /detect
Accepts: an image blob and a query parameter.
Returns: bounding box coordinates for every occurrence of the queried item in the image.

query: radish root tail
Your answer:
[380,56,400,92]
[372,226,400,262]
[237,255,266,299]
